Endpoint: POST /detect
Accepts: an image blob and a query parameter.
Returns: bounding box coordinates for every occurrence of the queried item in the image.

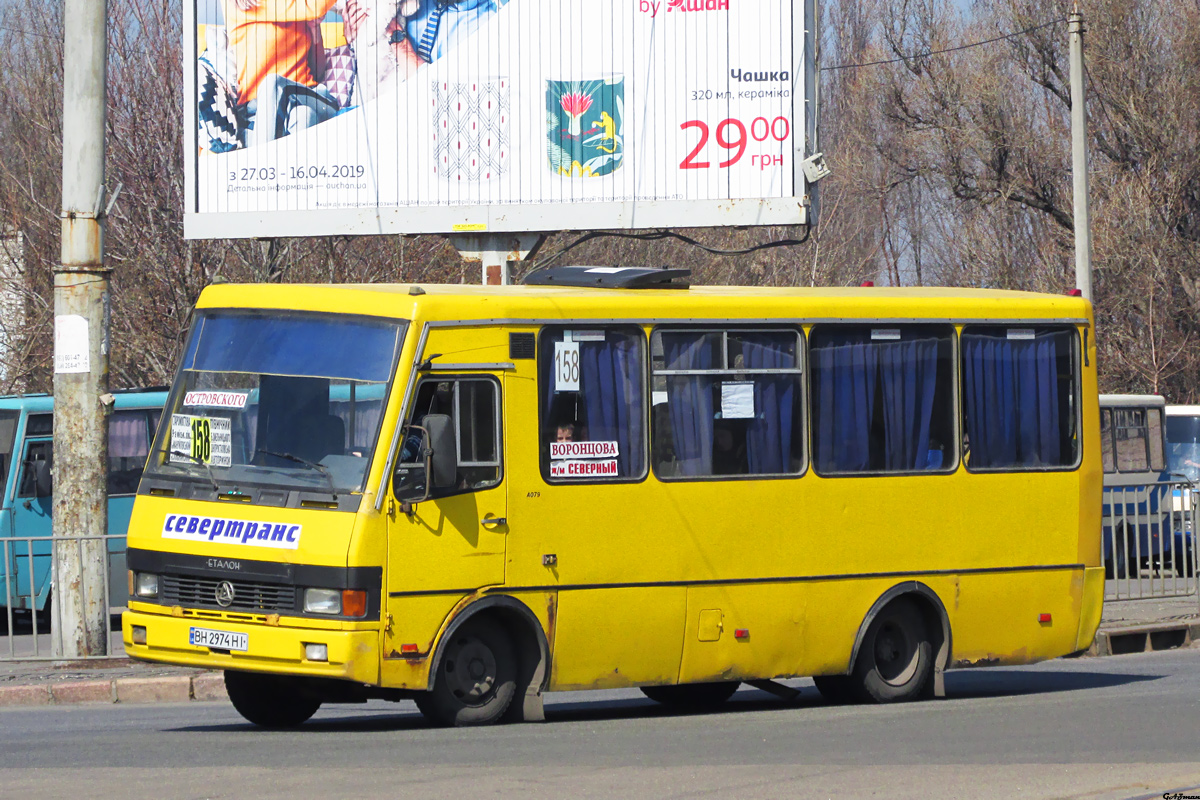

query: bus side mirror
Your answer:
[391,414,458,502]
[423,414,458,492]
[30,459,51,498]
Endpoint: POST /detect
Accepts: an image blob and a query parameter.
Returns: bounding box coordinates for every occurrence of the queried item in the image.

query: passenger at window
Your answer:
[555,423,576,443]
[925,437,945,470]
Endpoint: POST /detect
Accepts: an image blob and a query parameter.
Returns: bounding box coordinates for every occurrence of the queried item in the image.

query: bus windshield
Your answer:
[1166,414,1200,482]
[146,312,406,496]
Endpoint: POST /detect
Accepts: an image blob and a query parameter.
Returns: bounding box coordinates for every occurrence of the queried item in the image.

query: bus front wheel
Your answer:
[416,620,517,727]
[224,670,321,727]
[851,598,933,703]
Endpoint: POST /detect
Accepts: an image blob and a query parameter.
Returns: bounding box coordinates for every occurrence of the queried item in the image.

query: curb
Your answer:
[0,672,227,708]
[1089,620,1200,657]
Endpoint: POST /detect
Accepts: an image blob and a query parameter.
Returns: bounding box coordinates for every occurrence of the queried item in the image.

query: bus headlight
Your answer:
[134,572,159,599]
[303,588,367,617]
[304,588,341,615]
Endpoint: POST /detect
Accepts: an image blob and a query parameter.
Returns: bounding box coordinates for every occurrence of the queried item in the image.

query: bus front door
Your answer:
[383,374,508,670]
[10,437,52,611]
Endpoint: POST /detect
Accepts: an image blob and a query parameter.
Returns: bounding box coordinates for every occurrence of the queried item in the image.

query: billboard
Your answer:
[184,0,818,239]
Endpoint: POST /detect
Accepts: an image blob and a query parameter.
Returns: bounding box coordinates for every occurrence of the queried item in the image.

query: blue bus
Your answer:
[1099,394,1173,577]
[0,389,167,615]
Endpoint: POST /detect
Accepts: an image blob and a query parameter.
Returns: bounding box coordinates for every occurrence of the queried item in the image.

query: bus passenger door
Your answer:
[11,436,52,611]
[384,375,508,660]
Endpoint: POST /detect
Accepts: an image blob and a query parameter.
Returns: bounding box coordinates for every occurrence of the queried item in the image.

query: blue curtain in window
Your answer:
[663,333,714,476]
[878,338,940,470]
[963,333,1062,468]
[741,334,795,474]
[812,337,877,472]
[579,336,644,477]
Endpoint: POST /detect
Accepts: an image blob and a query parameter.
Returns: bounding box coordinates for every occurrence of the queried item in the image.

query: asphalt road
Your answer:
[3,648,1200,800]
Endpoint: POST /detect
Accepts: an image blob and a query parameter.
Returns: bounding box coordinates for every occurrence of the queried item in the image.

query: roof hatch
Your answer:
[522,266,691,289]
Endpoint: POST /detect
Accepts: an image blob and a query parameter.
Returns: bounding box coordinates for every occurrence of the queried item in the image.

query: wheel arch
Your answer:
[427,594,550,722]
[847,581,952,698]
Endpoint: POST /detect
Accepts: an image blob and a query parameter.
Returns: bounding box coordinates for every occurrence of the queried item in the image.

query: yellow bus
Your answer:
[122,266,1103,727]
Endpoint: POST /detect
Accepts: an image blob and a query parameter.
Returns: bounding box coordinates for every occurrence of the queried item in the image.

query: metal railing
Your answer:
[1103,479,1199,605]
[1,534,127,661]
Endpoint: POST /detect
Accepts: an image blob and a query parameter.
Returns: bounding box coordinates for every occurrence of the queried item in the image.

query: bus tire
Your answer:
[224,670,321,727]
[812,675,859,704]
[640,681,740,710]
[852,598,933,704]
[416,619,517,727]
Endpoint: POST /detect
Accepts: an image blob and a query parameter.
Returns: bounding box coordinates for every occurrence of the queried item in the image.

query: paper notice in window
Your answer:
[721,382,755,419]
[554,341,580,392]
[550,441,619,460]
[550,459,619,478]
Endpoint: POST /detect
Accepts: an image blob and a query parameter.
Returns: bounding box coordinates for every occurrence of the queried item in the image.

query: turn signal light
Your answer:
[341,590,367,618]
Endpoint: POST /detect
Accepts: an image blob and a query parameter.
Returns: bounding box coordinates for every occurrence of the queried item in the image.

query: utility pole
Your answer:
[54,0,110,658]
[1069,7,1094,302]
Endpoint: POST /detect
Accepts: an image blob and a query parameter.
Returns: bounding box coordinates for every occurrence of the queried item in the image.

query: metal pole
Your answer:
[54,0,110,658]
[1069,9,1094,302]
[449,233,546,285]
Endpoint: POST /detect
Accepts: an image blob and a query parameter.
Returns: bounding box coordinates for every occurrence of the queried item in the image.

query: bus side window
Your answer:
[810,324,955,475]
[650,328,805,479]
[0,411,18,500]
[960,326,1079,471]
[1100,408,1115,473]
[454,379,501,491]
[17,440,53,499]
[108,409,152,495]
[1114,408,1149,473]
[1147,407,1166,472]
[400,378,502,496]
[538,326,647,483]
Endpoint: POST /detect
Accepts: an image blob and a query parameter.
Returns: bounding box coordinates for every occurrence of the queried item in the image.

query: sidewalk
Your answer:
[0,634,224,706]
[1,595,1198,708]
[1090,593,1200,656]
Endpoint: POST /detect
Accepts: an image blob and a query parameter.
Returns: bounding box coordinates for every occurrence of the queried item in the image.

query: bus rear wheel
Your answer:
[224,670,322,727]
[416,620,517,727]
[640,681,740,710]
[852,598,933,703]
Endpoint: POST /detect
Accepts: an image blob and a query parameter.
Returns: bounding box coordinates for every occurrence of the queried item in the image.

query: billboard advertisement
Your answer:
[185,0,818,239]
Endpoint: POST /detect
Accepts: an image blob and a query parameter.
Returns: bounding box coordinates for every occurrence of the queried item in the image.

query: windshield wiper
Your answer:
[254,449,339,499]
[168,450,221,493]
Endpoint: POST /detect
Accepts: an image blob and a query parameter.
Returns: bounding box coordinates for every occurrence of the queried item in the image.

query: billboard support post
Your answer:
[55,0,110,659]
[449,233,546,286]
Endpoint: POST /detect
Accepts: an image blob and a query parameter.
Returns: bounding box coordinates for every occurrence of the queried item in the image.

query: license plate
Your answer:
[189,627,248,652]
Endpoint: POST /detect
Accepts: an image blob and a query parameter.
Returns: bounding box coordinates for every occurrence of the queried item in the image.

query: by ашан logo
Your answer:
[638,0,729,16]
[161,514,301,551]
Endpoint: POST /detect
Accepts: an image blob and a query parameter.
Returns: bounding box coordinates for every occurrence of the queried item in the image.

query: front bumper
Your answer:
[122,608,381,685]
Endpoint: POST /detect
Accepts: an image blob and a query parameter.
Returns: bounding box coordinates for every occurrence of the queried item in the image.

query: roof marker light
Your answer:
[861,280,875,287]
[1067,288,1083,297]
